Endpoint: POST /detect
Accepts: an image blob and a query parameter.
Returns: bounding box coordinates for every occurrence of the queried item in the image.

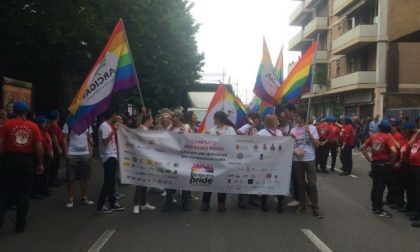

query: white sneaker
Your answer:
[82,198,95,206]
[161,191,167,197]
[273,196,278,203]
[66,200,74,208]
[287,200,300,207]
[172,198,177,204]
[140,203,156,211]
[133,205,140,214]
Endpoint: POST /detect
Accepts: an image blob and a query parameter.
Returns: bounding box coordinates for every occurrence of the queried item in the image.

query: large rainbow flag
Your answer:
[274,41,317,105]
[253,37,279,105]
[67,19,138,134]
[274,46,284,83]
[198,84,248,133]
[249,96,274,119]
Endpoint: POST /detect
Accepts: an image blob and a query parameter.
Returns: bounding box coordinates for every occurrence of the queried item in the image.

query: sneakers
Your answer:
[189,195,199,201]
[66,200,74,208]
[81,198,95,206]
[261,201,269,212]
[237,200,246,208]
[172,198,177,204]
[277,203,284,213]
[339,171,350,176]
[111,203,125,212]
[96,206,113,214]
[373,209,392,218]
[218,202,226,212]
[140,203,156,211]
[161,191,167,197]
[296,205,306,215]
[312,207,323,219]
[411,220,420,228]
[287,200,299,207]
[133,205,140,214]
[201,202,210,212]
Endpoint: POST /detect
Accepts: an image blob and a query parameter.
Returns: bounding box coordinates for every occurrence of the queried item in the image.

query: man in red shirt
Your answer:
[35,115,54,197]
[327,116,340,172]
[0,102,44,233]
[360,119,397,218]
[316,118,332,173]
[408,128,420,227]
[340,117,355,176]
[48,110,63,187]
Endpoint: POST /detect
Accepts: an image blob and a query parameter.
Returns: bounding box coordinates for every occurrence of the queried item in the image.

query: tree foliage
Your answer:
[0,0,204,114]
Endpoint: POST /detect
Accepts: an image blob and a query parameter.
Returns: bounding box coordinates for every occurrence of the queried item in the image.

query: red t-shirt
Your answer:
[365,132,396,162]
[392,131,406,148]
[342,124,355,146]
[329,124,340,142]
[409,135,420,167]
[41,130,53,155]
[317,123,331,141]
[0,118,43,154]
[49,121,63,145]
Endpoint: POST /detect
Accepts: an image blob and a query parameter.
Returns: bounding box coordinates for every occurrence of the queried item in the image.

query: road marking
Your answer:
[349,174,358,178]
[301,229,333,252]
[88,229,116,252]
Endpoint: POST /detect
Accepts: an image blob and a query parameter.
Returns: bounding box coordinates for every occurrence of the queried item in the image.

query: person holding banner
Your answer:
[290,111,323,219]
[133,114,156,214]
[163,111,193,212]
[201,111,236,212]
[258,115,285,213]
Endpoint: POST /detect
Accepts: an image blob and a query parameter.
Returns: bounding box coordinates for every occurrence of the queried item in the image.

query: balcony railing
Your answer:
[333,0,357,16]
[315,50,328,62]
[332,24,377,55]
[289,30,312,51]
[331,71,376,89]
[303,17,328,38]
[290,2,313,26]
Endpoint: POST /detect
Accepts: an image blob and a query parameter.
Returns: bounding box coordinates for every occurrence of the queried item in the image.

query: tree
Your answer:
[0,0,203,115]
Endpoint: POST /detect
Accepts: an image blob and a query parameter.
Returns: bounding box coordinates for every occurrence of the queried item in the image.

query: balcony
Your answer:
[288,30,313,51]
[304,0,319,8]
[303,17,328,39]
[333,0,358,16]
[315,50,328,63]
[332,24,377,55]
[290,2,313,26]
[331,71,376,89]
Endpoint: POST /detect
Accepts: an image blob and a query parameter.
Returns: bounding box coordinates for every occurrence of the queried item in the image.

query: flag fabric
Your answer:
[249,96,261,114]
[67,19,138,134]
[253,37,279,105]
[198,84,248,133]
[274,46,284,83]
[249,96,274,119]
[274,41,317,105]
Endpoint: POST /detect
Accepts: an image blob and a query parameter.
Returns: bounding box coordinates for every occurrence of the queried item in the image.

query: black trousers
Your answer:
[97,157,117,209]
[166,189,190,206]
[371,161,392,211]
[340,146,353,173]
[49,147,60,185]
[327,141,338,170]
[402,163,416,211]
[0,153,33,229]
[413,166,420,212]
[202,192,226,204]
[390,166,405,207]
[318,144,329,171]
[261,195,284,204]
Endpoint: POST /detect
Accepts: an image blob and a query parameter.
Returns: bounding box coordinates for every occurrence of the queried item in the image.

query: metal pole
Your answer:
[120,18,145,106]
[306,34,320,123]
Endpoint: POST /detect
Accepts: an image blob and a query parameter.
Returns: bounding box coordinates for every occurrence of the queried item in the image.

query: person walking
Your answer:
[360,120,397,218]
[290,111,323,219]
[257,115,285,213]
[201,111,236,212]
[132,114,156,214]
[339,117,355,176]
[316,118,331,173]
[48,110,63,187]
[326,116,340,172]
[409,128,420,227]
[0,102,44,232]
[96,109,125,213]
[62,121,95,208]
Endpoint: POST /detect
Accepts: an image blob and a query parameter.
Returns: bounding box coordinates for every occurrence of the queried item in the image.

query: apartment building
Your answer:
[288,0,420,119]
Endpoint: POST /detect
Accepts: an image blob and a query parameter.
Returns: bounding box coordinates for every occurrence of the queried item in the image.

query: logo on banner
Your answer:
[190,163,214,185]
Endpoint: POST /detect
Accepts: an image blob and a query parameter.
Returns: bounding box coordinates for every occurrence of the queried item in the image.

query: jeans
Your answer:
[371,161,392,211]
[340,145,353,173]
[293,160,318,208]
[97,157,117,209]
[0,153,33,229]
[318,145,329,171]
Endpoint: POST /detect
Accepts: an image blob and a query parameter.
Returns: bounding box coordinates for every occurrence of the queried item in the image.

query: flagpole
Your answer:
[306,34,320,123]
[120,18,145,107]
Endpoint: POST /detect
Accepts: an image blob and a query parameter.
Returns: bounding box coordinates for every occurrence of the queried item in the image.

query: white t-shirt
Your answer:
[238,123,257,136]
[172,124,191,134]
[62,124,92,156]
[209,125,236,136]
[98,121,118,162]
[257,128,283,137]
[290,124,319,161]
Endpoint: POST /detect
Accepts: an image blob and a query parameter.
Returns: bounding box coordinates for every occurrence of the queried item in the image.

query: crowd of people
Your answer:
[1,101,420,234]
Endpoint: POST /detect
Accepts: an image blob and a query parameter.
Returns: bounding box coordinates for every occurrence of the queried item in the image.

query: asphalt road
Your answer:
[1,152,420,252]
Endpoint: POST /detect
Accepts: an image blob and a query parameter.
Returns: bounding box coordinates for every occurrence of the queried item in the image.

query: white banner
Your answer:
[117,125,294,195]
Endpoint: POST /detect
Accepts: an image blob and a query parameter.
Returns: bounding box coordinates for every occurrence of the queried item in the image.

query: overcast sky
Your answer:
[190,0,301,104]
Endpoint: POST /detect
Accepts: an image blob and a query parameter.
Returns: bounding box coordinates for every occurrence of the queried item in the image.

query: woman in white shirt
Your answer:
[133,115,157,214]
[201,111,236,212]
[163,111,193,212]
[257,115,286,213]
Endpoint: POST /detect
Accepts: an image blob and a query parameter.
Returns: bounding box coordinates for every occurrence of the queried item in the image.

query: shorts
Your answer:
[66,155,91,182]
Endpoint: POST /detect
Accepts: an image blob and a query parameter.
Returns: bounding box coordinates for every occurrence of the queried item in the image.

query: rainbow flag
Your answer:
[67,19,138,134]
[274,41,317,105]
[274,46,284,83]
[249,96,274,118]
[253,37,279,105]
[198,84,248,133]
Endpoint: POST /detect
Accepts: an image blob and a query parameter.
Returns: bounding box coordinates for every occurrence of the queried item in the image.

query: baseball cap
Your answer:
[48,110,60,120]
[13,101,29,112]
[402,122,415,130]
[35,115,48,125]
[378,119,392,131]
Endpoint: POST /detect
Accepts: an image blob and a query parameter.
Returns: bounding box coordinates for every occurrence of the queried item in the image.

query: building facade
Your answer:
[288,0,420,120]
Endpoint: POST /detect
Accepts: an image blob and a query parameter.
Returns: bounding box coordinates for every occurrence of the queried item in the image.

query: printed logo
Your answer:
[372,139,384,152]
[190,163,214,185]
[11,125,32,147]
[412,143,419,153]
[237,152,244,159]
